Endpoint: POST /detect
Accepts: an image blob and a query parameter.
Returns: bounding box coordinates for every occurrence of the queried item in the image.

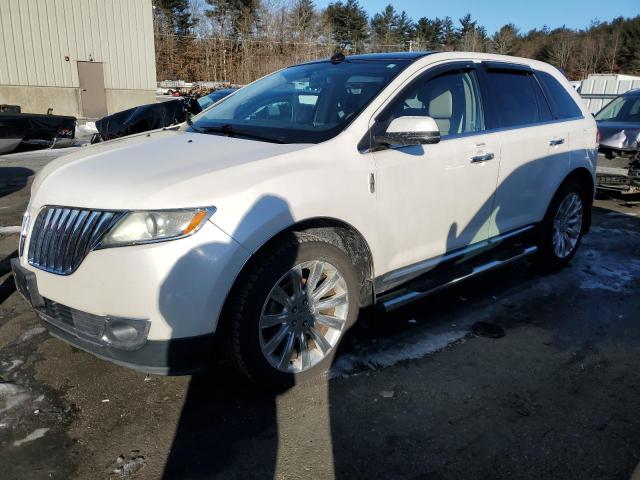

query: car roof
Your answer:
[297,51,435,67]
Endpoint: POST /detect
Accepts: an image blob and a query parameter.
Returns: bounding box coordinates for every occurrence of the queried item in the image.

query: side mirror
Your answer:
[374,116,441,147]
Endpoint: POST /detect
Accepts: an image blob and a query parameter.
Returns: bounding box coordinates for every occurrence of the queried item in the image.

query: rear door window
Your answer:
[481,69,549,129]
[536,71,583,119]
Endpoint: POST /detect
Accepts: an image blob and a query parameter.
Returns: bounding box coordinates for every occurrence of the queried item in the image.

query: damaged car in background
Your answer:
[595,89,640,195]
[92,88,238,142]
[0,107,76,154]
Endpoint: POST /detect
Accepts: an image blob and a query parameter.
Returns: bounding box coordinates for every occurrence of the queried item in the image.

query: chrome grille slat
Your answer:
[62,209,89,274]
[39,208,60,269]
[27,206,123,276]
[52,208,71,271]
[74,211,101,262]
[33,208,53,266]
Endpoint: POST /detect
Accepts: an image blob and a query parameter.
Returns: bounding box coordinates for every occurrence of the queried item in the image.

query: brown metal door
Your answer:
[77,61,107,118]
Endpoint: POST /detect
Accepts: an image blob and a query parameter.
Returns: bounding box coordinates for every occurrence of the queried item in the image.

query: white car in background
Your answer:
[12,52,597,387]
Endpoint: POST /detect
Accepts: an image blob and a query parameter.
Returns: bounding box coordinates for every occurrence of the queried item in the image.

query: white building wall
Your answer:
[0,0,156,116]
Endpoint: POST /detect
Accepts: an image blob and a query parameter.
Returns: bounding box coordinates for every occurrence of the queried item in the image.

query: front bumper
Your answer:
[12,257,214,374]
[13,219,250,374]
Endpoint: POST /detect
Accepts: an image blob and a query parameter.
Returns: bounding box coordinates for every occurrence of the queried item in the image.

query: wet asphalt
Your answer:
[0,149,639,479]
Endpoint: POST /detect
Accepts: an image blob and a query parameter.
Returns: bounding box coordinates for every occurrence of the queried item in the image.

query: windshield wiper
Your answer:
[192,123,285,144]
[186,114,212,135]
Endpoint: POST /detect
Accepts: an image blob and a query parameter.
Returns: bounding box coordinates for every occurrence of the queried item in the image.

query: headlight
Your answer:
[99,207,215,247]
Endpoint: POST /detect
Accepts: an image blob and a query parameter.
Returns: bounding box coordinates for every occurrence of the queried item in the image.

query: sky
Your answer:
[314,0,639,34]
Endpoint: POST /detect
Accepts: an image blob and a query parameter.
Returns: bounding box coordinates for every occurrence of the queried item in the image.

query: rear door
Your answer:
[478,64,571,236]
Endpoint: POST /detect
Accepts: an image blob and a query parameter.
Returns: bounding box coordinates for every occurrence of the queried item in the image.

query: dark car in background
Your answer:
[93,88,238,143]
[595,89,640,195]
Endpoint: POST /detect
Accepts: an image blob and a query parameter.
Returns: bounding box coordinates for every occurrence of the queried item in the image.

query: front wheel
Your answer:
[227,233,358,388]
[536,181,589,269]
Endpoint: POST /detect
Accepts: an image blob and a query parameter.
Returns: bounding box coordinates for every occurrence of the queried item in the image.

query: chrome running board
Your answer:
[380,245,538,312]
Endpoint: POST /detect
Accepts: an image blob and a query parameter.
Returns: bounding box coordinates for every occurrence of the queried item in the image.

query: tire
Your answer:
[536,180,589,270]
[227,232,359,388]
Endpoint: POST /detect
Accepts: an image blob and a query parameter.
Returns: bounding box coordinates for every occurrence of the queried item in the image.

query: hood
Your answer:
[597,120,640,150]
[31,129,311,210]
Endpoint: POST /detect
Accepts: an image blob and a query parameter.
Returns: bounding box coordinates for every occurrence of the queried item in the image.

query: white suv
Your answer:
[12,52,597,386]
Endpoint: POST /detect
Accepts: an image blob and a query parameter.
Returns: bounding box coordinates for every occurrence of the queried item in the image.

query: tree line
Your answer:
[153,0,640,84]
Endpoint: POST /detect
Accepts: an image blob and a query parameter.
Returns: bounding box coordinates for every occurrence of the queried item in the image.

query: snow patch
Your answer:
[330,329,468,378]
[1,359,23,372]
[606,210,639,218]
[19,327,46,342]
[589,226,640,237]
[0,226,21,235]
[13,428,49,447]
[578,249,640,291]
[0,382,31,415]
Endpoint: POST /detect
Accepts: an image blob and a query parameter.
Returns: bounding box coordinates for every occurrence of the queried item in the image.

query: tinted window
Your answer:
[483,70,547,128]
[380,69,484,137]
[536,71,583,119]
[188,60,410,143]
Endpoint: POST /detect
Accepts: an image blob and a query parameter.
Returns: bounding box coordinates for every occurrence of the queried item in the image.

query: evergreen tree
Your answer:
[441,16,457,50]
[395,11,414,45]
[618,16,640,74]
[205,0,260,38]
[324,0,369,47]
[414,17,443,50]
[371,4,398,46]
[155,0,196,35]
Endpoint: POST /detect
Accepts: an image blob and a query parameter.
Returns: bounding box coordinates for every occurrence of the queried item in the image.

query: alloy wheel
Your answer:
[259,260,349,373]
[552,192,583,259]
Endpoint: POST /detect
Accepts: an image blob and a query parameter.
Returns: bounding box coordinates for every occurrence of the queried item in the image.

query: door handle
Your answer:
[549,138,565,146]
[470,152,494,163]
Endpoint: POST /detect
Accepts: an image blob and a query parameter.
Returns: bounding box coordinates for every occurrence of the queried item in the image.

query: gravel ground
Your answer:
[0,150,639,479]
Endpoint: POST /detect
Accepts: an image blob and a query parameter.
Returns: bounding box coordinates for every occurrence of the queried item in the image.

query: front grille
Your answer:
[27,206,124,275]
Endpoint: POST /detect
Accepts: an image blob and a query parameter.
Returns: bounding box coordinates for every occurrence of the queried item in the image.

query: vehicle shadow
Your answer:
[160,148,601,478]
[161,195,297,479]
[0,167,34,198]
[0,249,18,307]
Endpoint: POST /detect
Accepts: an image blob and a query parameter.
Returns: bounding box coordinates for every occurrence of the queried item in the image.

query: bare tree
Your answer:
[547,29,575,71]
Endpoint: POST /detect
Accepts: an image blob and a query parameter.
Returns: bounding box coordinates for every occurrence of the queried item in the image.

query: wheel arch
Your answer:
[214,216,376,350]
[557,167,595,233]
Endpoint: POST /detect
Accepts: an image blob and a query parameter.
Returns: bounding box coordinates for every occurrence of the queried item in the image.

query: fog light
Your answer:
[102,317,150,350]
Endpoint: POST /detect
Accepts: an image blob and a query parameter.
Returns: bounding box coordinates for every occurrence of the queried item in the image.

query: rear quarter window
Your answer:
[536,71,583,119]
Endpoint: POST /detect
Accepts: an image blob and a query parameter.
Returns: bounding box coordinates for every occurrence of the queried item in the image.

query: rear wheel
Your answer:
[536,181,589,269]
[228,233,358,387]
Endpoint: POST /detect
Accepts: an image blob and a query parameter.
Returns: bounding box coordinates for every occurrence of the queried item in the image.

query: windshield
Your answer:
[595,94,640,123]
[186,59,411,143]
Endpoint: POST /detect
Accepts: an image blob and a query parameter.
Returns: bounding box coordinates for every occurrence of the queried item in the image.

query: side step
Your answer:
[379,246,538,312]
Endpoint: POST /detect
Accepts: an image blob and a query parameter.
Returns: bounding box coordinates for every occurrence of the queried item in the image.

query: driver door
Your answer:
[370,64,501,279]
